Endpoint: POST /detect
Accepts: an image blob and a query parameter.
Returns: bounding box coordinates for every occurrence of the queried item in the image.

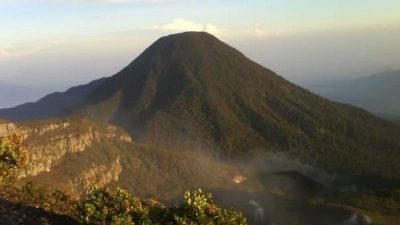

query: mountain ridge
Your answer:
[1,32,400,177]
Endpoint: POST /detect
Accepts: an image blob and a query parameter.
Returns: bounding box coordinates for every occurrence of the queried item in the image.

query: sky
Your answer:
[1,0,400,90]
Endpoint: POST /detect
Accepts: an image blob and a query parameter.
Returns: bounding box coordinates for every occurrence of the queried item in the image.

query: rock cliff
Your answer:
[0,118,131,193]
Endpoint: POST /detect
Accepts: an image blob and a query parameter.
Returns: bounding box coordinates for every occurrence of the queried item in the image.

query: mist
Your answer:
[220,150,394,225]
[169,147,375,225]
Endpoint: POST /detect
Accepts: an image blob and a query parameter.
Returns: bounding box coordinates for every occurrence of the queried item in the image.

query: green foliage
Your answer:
[77,187,142,225]
[173,189,247,225]
[77,187,247,225]
[0,134,27,184]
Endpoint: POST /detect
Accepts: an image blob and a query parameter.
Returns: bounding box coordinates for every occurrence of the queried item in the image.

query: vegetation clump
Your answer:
[0,133,27,184]
[77,187,247,225]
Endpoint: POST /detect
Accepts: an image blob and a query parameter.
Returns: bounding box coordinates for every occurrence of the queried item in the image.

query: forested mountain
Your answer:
[1,32,400,177]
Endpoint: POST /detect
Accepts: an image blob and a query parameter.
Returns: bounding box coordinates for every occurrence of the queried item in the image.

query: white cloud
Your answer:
[246,28,268,38]
[159,18,203,31]
[253,28,267,37]
[154,18,223,37]
[154,19,271,40]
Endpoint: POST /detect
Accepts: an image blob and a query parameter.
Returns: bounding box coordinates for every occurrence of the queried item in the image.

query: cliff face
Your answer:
[0,118,131,193]
[0,118,253,200]
[66,157,122,195]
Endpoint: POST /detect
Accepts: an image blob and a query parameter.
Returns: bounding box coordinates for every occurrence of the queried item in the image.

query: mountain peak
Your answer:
[154,31,222,49]
[2,33,400,178]
[117,31,250,87]
[159,31,218,41]
[134,31,242,67]
[146,31,221,52]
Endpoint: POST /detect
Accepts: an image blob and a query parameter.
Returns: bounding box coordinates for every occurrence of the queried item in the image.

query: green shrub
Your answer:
[0,133,27,184]
[174,189,247,225]
[77,187,145,225]
[77,187,247,225]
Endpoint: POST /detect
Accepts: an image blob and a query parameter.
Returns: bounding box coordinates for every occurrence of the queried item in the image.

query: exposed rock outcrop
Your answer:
[0,119,132,179]
[67,157,122,195]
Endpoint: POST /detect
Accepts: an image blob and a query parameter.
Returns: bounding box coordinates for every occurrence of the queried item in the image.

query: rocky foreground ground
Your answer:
[0,198,77,225]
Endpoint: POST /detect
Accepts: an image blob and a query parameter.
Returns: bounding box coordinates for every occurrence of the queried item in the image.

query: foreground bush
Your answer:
[0,133,27,184]
[77,187,247,225]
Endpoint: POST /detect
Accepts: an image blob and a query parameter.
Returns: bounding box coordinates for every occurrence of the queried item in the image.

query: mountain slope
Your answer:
[1,32,400,177]
[307,70,400,119]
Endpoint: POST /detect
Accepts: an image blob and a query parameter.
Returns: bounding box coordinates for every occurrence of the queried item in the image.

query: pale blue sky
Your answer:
[1,0,400,87]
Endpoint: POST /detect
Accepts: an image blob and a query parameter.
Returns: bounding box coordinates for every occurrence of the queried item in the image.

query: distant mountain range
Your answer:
[306,70,400,120]
[0,82,55,109]
[1,32,400,178]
